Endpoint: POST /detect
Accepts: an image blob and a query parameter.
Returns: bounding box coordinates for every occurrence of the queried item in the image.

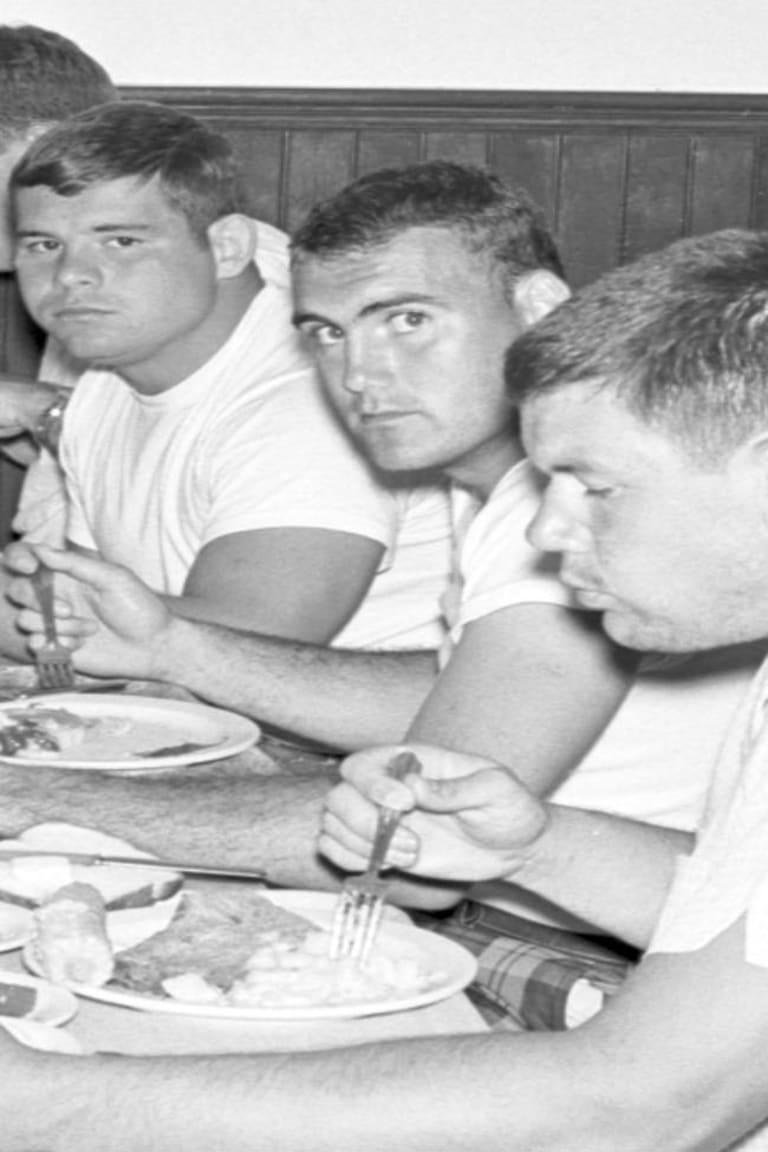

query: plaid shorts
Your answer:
[413,900,639,1032]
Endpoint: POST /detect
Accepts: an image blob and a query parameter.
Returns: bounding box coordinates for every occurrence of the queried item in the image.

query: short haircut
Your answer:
[0,24,117,148]
[10,100,244,241]
[291,160,565,291]
[506,228,768,466]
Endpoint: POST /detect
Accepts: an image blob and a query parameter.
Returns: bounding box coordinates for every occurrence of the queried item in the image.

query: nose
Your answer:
[342,330,391,397]
[53,244,101,289]
[526,489,590,554]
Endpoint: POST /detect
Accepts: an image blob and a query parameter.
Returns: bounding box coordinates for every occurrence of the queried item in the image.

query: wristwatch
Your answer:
[31,389,70,456]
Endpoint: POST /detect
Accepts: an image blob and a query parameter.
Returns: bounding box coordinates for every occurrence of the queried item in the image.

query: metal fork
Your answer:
[329,750,422,964]
[30,563,75,690]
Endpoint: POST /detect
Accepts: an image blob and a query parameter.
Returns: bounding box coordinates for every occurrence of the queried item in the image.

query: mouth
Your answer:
[51,304,114,321]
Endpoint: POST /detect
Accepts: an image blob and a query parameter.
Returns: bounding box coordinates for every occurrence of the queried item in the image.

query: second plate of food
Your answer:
[0,694,259,771]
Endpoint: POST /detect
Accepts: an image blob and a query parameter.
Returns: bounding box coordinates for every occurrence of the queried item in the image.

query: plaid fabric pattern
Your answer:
[414,900,638,1031]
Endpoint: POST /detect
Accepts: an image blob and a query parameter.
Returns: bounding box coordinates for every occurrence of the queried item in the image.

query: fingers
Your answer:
[319,780,420,872]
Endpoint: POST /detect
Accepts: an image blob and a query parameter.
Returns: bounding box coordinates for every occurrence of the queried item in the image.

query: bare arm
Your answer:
[168,526,387,642]
[8,545,436,749]
[409,601,638,792]
[3,919,766,1152]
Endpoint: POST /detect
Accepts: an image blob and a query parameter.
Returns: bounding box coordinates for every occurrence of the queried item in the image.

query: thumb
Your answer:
[409,768,509,815]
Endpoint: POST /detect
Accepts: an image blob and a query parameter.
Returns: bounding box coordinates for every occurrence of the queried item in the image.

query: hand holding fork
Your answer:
[329,749,422,964]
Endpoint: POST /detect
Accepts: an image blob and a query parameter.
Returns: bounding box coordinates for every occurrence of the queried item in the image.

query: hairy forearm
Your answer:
[0,759,453,909]
[150,616,437,751]
[512,804,691,947]
[1,1023,697,1152]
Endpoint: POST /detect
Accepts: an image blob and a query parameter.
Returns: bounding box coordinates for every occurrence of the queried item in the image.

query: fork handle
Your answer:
[365,805,405,877]
[364,751,423,875]
[31,565,58,646]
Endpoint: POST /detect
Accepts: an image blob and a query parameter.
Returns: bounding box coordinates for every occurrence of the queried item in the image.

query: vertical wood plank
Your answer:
[623,134,689,263]
[752,136,768,230]
[492,133,560,233]
[557,134,626,288]
[225,127,285,227]
[284,130,357,231]
[689,135,755,235]
[356,131,421,176]
[423,132,489,166]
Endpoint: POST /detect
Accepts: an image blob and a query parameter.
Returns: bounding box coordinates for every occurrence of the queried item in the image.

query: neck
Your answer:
[116,264,263,395]
[445,432,526,501]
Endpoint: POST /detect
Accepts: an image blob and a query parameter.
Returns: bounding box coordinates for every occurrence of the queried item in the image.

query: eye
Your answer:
[18,238,59,255]
[389,310,428,334]
[105,235,142,248]
[302,323,344,348]
[584,484,613,498]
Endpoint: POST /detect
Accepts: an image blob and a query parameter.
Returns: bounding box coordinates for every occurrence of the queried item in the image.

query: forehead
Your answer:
[521,381,679,474]
[292,225,506,317]
[14,173,190,232]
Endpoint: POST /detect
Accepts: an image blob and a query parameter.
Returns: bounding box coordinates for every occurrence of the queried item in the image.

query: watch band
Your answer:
[31,389,70,456]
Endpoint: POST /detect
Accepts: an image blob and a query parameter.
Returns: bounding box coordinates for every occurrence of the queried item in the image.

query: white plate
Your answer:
[0,694,259,771]
[0,903,33,953]
[0,967,77,1026]
[24,890,478,1021]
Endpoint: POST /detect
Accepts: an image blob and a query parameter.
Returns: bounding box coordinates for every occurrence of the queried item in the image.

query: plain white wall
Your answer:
[3,0,767,92]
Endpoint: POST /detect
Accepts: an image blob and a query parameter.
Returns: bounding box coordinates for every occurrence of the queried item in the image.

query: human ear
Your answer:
[207,214,257,280]
[513,270,570,328]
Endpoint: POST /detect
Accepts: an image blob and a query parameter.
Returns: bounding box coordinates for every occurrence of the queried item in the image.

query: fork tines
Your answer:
[31,564,76,690]
[329,750,422,964]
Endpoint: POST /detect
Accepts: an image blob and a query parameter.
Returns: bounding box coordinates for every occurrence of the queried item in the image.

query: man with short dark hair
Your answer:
[0,102,451,657]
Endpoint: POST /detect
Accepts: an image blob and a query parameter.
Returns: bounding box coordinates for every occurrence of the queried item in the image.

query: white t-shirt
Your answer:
[13,218,293,547]
[648,657,768,1151]
[59,279,451,651]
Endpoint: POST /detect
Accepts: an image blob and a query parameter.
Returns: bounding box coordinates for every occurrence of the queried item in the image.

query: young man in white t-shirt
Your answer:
[0,101,451,659]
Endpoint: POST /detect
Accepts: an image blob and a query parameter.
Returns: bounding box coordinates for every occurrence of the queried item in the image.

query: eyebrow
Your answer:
[16,221,154,238]
[292,292,439,328]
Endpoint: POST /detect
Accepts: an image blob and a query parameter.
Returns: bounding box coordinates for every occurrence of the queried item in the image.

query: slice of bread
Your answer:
[0,857,182,912]
[0,824,182,912]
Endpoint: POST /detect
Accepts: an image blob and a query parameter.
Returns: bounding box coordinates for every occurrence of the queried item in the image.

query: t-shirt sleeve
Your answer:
[455,469,577,634]
[195,369,399,551]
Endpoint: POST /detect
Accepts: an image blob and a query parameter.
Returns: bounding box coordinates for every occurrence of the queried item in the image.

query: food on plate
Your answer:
[111,888,312,995]
[0,703,220,763]
[0,980,37,1017]
[0,849,182,912]
[32,882,114,987]
[111,888,439,1009]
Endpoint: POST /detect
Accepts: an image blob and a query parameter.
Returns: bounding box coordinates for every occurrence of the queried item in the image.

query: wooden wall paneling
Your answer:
[556,135,627,288]
[752,136,768,231]
[356,130,422,175]
[225,127,286,227]
[688,134,756,236]
[622,134,690,264]
[492,133,561,234]
[423,131,489,166]
[284,129,357,231]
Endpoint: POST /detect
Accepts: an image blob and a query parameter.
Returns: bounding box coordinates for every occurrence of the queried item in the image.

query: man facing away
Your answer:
[7,227,768,1152]
[7,165,763,1027]
[0,101,452,663]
